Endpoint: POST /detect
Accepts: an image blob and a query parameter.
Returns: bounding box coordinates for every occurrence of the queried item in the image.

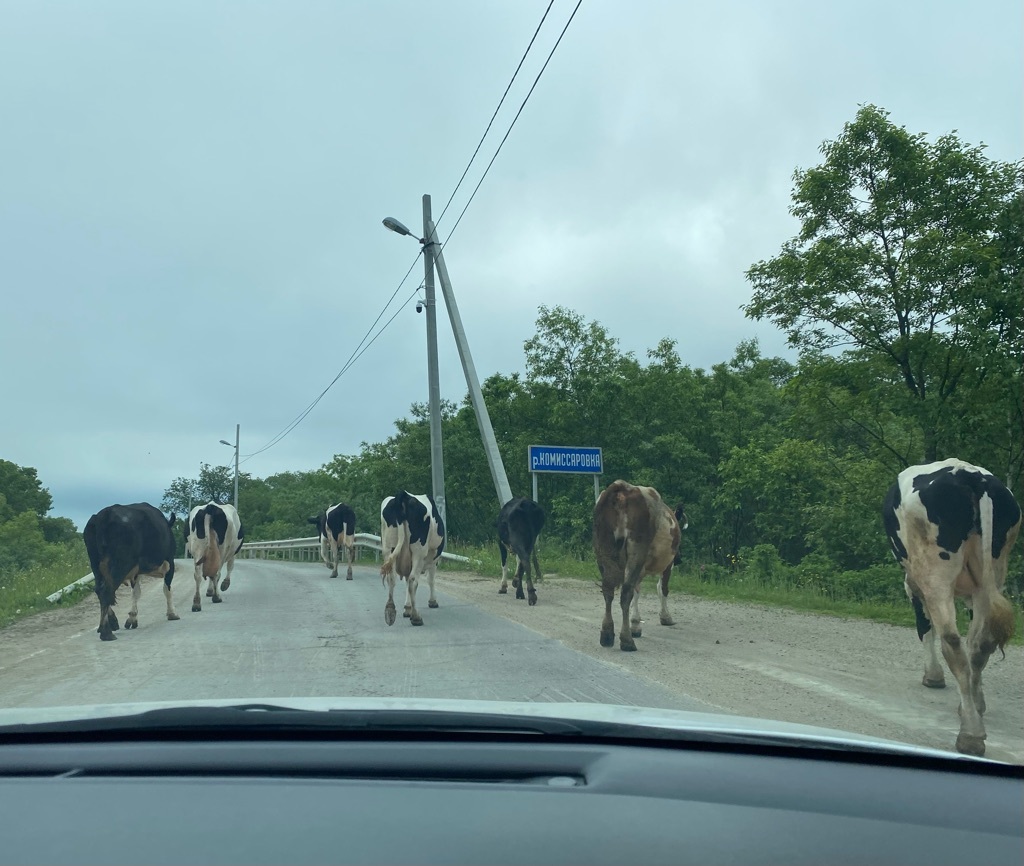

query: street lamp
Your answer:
[383,195,513,526]
[219,423,239,511]
[383,200,446,525]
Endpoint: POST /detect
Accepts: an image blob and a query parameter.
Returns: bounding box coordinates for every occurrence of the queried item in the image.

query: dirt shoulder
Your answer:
[435,570,1024,763]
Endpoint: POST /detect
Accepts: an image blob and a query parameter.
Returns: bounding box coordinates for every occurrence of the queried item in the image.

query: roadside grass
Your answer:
[441,541,1024,645]
[0,545,93,629]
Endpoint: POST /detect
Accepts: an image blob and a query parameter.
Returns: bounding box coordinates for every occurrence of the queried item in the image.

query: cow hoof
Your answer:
[385,603,396,626]
[125,619,138,630]
[631,628,642,638]
[600,629,615,648]
[220,578,230,591]
[955,733,986,757]
[428,599,439,608]
[330,571,338,579]
[515,589,525,601]
[498,585,507,594]
[206,587,213,597]
[620,640,637,652]
[346,573,353,581]
[110,616,120,632]
[167,612,180,621]
[403,609,411,618]
[410,615,424,626]
[100,632,117,641]
[192,604,202,612]
[212,596,223,604]
[922,676,946,689]
[660,615,675,626]
[528,591,537,607]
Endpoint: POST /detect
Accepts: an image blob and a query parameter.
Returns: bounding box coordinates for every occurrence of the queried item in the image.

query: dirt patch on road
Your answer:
[435,570,1024,763]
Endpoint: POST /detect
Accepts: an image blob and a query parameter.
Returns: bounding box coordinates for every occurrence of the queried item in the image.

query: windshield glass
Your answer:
[0,0,1021,765]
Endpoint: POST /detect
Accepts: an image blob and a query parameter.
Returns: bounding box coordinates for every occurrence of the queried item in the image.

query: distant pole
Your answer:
[427,215,513,507]
[422,195,447,525]
[233,423,240,511]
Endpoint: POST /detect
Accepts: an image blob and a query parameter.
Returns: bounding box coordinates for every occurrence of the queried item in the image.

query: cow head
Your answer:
[674,504,688,531]
[307,515,325,536]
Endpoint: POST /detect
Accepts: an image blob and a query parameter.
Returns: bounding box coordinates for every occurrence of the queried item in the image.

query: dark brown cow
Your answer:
[592,480,682,651]
[83,502,180,641]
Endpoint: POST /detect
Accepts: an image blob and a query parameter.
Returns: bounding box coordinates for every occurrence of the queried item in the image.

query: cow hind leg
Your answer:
[930,598,986,756]
[193,564,204,612]
[407,574,423,626]
[221,557,233,592]
[619,582,638,651]
[427,561,439,609]
[98,602,118,641]
[913,596,944,687]
[630,584,642,638]
[346,539,354,580]
[210,570,224,604]
[657,566,674,626]
[514,560,527,601]
[499,541,509,594]
[163,575,180,621]
[125,577,141,629]
[384,572,397,626]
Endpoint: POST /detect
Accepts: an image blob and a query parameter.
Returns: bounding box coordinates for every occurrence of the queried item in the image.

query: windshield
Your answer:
[0,0,1021,766]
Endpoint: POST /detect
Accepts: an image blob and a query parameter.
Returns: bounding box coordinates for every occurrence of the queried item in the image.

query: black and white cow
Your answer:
[83,502,180,641]
[379,491,445,626]
[883,458,1021,757]
[497,497,545,605]
[186,502,244,611]
[307,502,356,580]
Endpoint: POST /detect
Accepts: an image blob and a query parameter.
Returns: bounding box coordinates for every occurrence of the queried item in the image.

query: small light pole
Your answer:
[219,423,239,510]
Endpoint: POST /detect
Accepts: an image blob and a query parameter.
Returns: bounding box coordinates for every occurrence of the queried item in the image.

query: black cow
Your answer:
[307,502,357,579]
[380,491,445,626]
[83,502,180,641]
[883,458,1021,756]
[497,497,545,605]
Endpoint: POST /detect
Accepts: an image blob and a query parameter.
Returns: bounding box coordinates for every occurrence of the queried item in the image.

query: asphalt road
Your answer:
[0,559,710,711]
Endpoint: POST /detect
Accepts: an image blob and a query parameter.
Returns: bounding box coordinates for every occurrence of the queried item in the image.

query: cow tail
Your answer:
[203,510,222,578]
[979,490,1015,657]
[395,522,413,580]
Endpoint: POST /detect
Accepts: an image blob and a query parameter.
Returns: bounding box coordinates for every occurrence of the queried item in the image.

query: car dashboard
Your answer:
[0,730,1021,865]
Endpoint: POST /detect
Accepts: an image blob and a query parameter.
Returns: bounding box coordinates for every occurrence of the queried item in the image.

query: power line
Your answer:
[443,0,584,248]
[240,255,422,463]
[234,1,583,466]
[436,0,556,227]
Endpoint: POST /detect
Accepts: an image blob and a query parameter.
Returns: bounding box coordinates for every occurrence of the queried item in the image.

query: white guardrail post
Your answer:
[48,534,477,603]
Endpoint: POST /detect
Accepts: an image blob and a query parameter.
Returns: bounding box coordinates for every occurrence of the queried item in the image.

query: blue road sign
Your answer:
[528,445,603,474]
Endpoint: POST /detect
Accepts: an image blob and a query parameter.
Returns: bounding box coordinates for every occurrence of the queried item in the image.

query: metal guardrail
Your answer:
[238,533,475,564]
[47,534,475,604]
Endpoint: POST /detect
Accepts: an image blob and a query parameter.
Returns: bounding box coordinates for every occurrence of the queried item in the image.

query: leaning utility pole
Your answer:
[425,213,513,508]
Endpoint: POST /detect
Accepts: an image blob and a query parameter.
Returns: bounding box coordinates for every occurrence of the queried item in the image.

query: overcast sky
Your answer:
[1,0,1021,531]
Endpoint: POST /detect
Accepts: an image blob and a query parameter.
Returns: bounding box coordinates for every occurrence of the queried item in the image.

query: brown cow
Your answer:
[592,480,682,651]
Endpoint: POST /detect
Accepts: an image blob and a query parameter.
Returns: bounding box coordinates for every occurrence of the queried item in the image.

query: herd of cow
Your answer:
[81,457,1020,756]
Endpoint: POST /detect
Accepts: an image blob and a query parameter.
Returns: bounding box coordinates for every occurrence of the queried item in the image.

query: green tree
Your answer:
[745,105,1022,470]
[0,460,53,520]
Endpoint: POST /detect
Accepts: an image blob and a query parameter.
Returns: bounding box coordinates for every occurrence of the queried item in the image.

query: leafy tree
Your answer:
[0,460,53,520]
[745,105,1022,469]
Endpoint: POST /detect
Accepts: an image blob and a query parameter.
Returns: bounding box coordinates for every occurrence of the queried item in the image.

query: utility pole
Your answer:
[421,196,447,525]
[233,423,239,511]
[426,216,513,508]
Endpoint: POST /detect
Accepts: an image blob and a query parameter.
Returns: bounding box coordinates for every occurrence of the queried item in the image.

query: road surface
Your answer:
[0,559,704,711]
[2,558,1022,764]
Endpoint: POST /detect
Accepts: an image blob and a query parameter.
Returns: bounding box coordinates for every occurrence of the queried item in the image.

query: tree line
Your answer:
[152,105,1014,602]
